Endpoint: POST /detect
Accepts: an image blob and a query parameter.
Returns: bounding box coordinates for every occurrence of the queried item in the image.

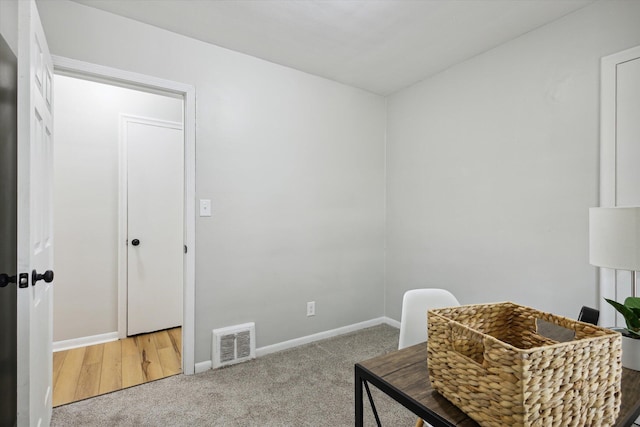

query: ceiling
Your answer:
[71,0,595,95]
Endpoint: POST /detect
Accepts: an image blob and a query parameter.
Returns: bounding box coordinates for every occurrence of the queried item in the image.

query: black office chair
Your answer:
[578,306,600,325]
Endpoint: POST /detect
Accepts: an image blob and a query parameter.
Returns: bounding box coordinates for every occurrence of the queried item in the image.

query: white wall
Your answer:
[385,0,640,321]
[52,75,182,342]
[37,0,386,362]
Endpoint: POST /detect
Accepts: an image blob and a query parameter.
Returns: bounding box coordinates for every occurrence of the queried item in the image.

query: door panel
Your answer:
[616,57,640,206]
[600,46,640,327]
[126,118,183,336]
[0,31,18,427]
[17,1,54,425]
[614,56,640,323]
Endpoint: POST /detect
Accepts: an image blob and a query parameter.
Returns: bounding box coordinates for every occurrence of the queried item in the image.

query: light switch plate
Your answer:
[200,199,212,217]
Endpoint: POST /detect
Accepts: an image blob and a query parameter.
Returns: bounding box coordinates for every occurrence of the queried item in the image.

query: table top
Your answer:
[356,342,640,427]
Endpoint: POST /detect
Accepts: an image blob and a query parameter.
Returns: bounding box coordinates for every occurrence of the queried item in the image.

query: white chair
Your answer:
[399,288,460,350]
[399,288,460,427]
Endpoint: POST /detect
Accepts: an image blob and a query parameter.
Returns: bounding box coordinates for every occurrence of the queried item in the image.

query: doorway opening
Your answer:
[50,57,196,404]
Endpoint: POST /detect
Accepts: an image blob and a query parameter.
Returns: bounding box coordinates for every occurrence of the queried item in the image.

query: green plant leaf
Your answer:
[622,297,640,333]
[605,298,640,332]
[624,297,640,310]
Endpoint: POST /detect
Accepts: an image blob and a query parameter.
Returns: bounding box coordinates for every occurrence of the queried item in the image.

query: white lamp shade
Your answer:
[589,207,640,271]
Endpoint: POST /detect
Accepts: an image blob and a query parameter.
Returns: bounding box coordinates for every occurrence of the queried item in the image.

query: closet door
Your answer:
[615,57,640,206]
[600,46,640,327]
[124,117,183,336]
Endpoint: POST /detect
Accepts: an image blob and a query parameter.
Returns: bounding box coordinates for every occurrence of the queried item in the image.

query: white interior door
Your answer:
[615,57,640,207]
[16,0,54,425]
[125,116,183,336]
[600,45,640,327]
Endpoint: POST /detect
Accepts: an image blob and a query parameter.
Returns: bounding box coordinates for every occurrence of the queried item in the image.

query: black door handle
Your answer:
[131,239,140,246]
[0,273,28,288]
[0,274,16,288]
[32,269,54,286]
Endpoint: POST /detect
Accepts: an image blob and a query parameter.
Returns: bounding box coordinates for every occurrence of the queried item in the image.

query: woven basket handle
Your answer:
[526,307,583,342]
[447,320,489,368]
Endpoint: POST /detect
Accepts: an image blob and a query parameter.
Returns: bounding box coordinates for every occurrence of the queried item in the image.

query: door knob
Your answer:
[0,274,16,288]
[32,269,54,286]
[131,239,140,246]
[0,273,28,288]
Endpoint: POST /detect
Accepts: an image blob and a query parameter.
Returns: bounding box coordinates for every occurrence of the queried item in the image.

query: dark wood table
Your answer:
[355,342,640,427]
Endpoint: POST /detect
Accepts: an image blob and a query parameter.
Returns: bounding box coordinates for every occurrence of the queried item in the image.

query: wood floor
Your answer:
[52,327,182,407]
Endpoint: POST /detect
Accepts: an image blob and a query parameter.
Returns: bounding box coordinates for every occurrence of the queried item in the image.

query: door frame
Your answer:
[52,55,196,375]
[599,44,640,328]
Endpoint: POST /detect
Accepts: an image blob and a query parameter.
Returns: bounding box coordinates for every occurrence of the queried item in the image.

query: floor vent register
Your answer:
[212,322,256,368]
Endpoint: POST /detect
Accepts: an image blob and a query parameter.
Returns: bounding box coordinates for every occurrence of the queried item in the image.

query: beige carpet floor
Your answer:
[51,324,417,426]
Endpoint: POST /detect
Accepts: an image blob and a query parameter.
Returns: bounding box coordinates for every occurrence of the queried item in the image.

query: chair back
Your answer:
[398,289,460,350]
[578,306,599,325]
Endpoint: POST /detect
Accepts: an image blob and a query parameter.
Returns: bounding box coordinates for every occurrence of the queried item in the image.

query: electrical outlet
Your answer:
[307,301,315,317]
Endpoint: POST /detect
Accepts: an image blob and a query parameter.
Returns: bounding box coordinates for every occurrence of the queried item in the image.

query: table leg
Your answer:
[364,380,382,427]
[355,366,364,427]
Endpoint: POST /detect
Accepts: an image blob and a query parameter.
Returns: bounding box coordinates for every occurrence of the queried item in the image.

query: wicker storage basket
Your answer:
[427,302,622,427]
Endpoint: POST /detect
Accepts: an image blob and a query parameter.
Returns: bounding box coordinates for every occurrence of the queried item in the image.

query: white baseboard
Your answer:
[193,317,400,372]
[255,317,385,357]
[195,360,213,374]
[257,316,400,357]
[53,332,119,352]
[383,316,400,329]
